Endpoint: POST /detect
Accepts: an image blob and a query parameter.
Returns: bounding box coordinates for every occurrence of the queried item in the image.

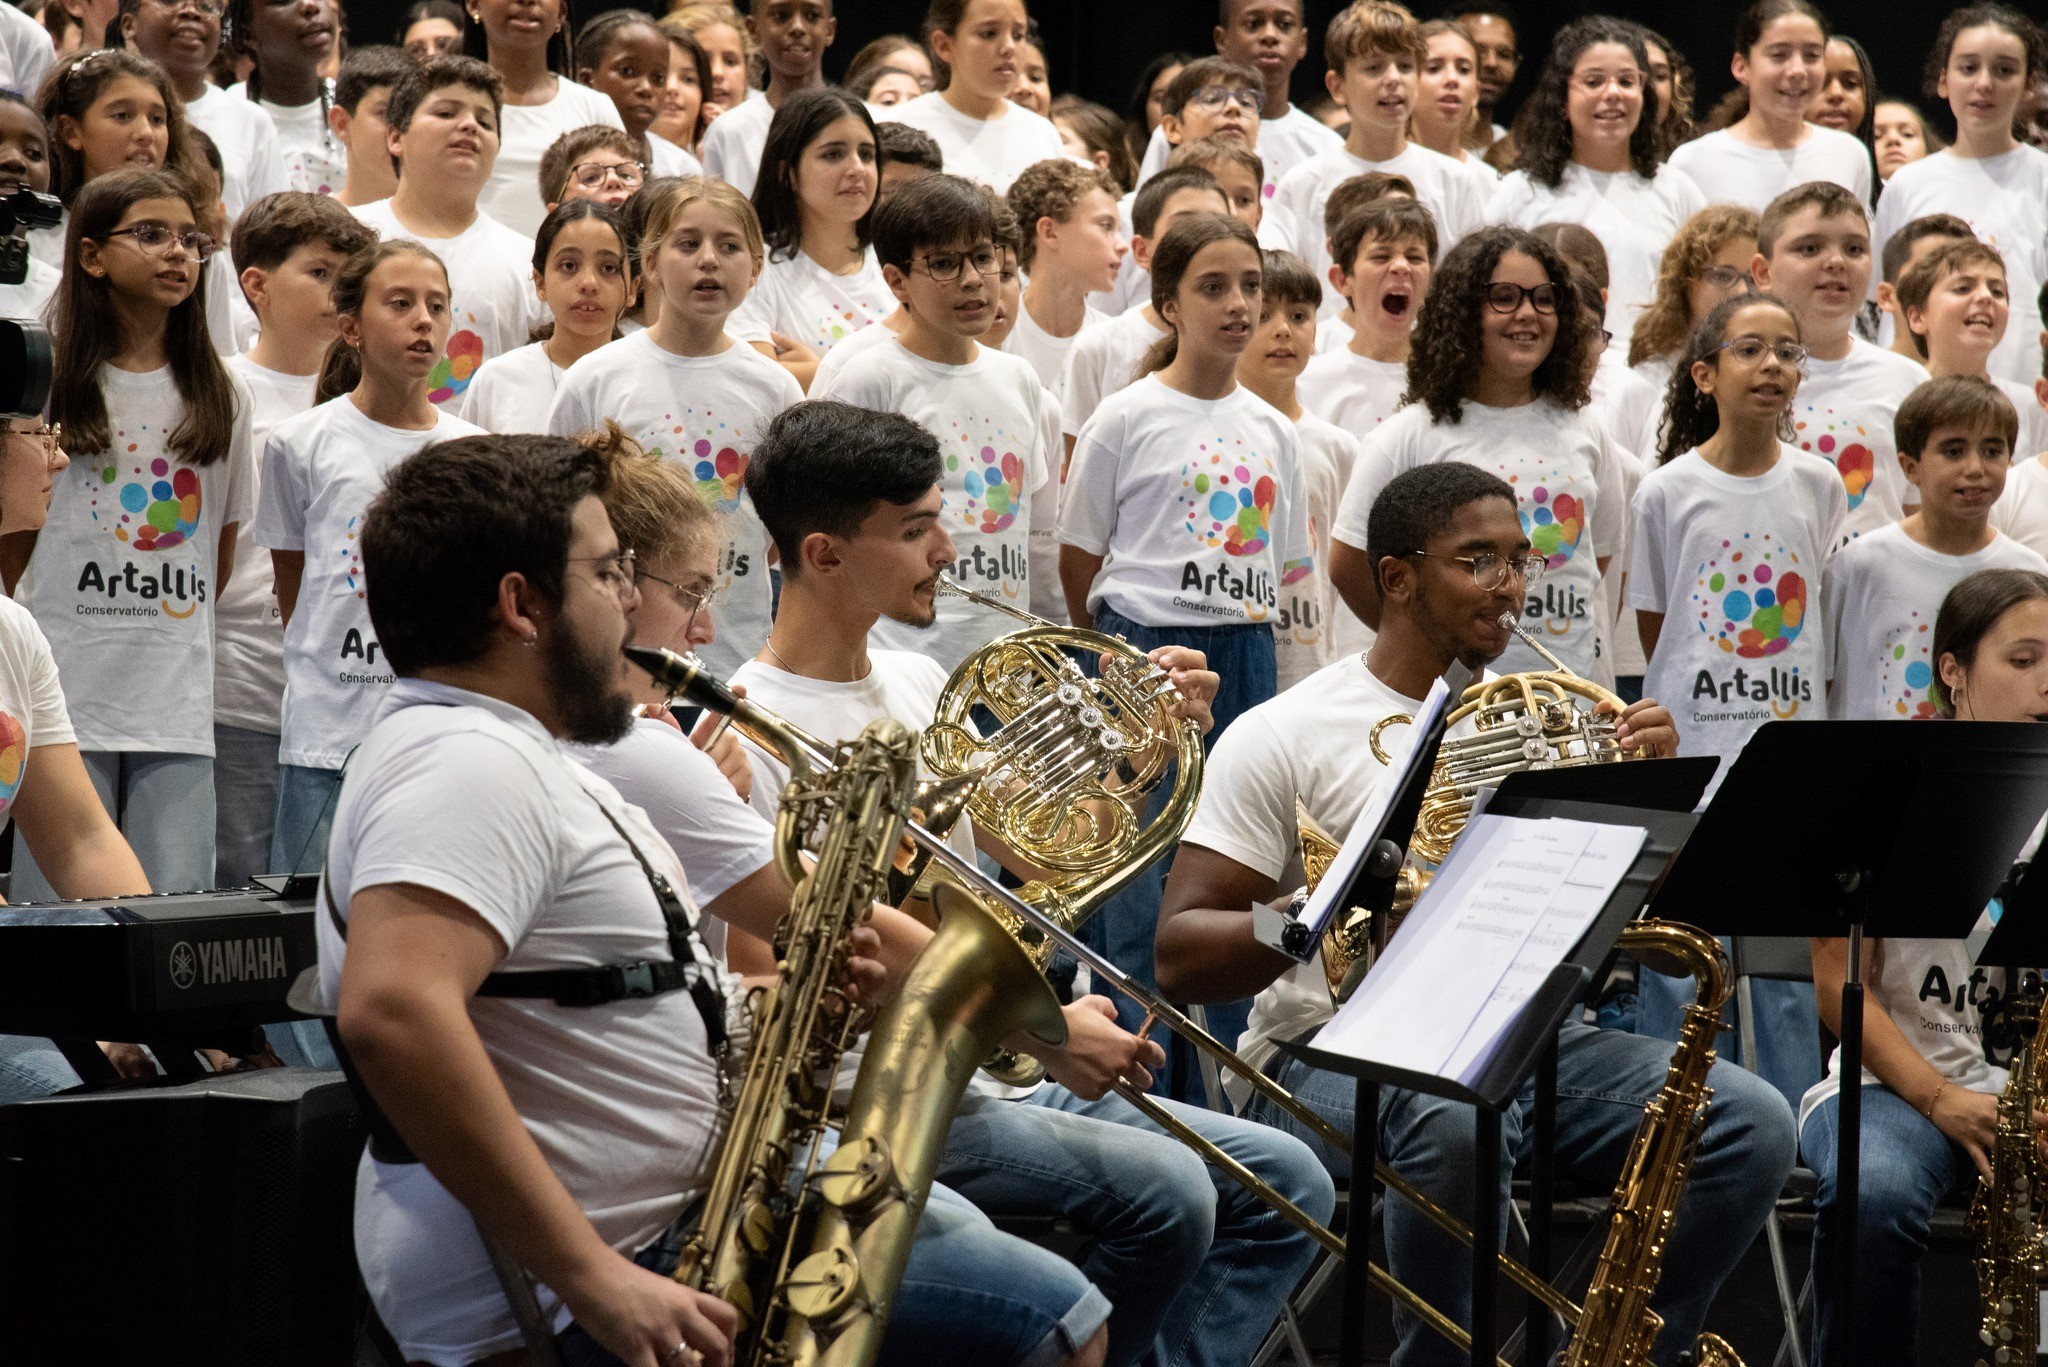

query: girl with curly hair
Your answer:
[1666,0,1872,212]
[1872,3,2048,389]
[1485,16,1706,344]
[1328,224,1628,681]
[1626,204,1760,391]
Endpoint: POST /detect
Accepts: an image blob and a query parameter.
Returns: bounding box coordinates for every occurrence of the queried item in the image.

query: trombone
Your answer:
[627,644,1580,1365]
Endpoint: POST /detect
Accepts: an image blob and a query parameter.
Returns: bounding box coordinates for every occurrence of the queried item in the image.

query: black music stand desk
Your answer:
[1647,719,2048,1367]
[1279,793,1696,1367]
[1978,845,2048,970]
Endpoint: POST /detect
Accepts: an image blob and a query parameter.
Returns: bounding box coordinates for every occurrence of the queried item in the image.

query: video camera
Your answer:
[2,185,63,420]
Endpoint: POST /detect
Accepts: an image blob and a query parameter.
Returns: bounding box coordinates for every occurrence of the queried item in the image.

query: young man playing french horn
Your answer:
[728,398,1337,1367]
[1155,463,1798,1367]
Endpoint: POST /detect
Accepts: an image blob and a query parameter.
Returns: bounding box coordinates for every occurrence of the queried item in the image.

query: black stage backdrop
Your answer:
[335,0,1964,145]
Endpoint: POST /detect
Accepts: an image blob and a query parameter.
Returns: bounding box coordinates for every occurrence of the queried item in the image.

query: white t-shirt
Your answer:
[0,253,58,323]
[1789,339,1929,540]
[1135,104,1344,203]
[806,313,899,391]
[547,332,800,680]
[216,355,317,735]
[352,199,544,411]
[1271,144,1487,313]
[253,397,487,768]
[1297,349,1407,435]
[727,248,898,354]
[1995,376,2048,464]
[0,0,53,100]
[1061,306,1166,436]
[458,340,564,434]
[1627,447,1846,799]
[480,78,626,237]
[1060,375,1313,629]
[29,366,254,754]
[0,595,77,824]
[1278,412,1365,687]
[1665,125,1874,213]
[1003,298,1105,405]
[1484,163,1706,343]
[1591,344,1662,462]
[326,680,725,1362]
[697,90,775,197]
[230,85,348,197]
[1333,398,1628,678]
[1872,146,2048,388]
[569,714,779,966]
[884,91,1066,193]
[1992,453,2048,559]
[817,338,1057,667]
[1182,654,1449,1103]
[1823,521,2048,719]
[183,86,289,220]
[647,131,703,179]
[1316,315,1354,355]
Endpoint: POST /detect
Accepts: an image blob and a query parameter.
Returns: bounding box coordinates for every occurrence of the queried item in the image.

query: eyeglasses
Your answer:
[567,159,646,190]
[101,223,218,262]
[1187,85,1262,112]
[569,549,638,601]
[6,421,61,463]
[1717,336,1809,369]
[636,568,717,625]
[144,0,225,17]
[914,243,1000,283]
[1407,549,1547,591]
[1700,264,1755,290]
[1483,281,1557,315]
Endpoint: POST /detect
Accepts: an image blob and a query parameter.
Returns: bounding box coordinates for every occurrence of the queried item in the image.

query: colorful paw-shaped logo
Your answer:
[691,440,748,515]
[92,456,201,550]
[0,710,26,814]
[1179,463,1276,557]
[1880,618,1938,719]
[1798,424,1875,512]
[955,444,1022,533]
[1522,483,1583,568]
[427,329,486,405]
[1692,538,1808,658]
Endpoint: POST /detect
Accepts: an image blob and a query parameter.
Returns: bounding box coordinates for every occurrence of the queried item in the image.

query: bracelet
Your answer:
[1921,1081,1946,1120]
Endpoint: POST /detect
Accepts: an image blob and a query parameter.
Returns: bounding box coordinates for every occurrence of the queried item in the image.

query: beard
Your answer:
[883,576,939,630]
[1415,577,1510,673]
[544,616,636,745]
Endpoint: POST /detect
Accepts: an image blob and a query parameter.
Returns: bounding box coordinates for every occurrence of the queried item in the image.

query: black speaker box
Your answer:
[0,1067,366,1365]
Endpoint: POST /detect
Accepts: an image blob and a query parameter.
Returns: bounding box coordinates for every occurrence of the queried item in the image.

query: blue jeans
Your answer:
[1252,1018,1796,1366]
[213,723,280,887]
[10,750,214,902]
[939,1082,1333,1367]
[1083,606,1277,1094]
[1638,958,1823,1116]
[0,1034,80,1104]
[1800,1086,1973,1367]
[559,1182,1109,1367]
[269,763,344,877]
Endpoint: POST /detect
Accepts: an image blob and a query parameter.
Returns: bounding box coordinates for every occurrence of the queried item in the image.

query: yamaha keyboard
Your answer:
[0,884,315,1040]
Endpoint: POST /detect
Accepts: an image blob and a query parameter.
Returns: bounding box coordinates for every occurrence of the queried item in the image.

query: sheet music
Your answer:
[1290,676,1453,953]
[1311,816,1647,1085]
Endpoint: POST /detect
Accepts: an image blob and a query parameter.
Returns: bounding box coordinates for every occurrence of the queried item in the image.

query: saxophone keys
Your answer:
[783,1245,864,1323]
[741,1199,779,1254]
[815,1135,899,1213]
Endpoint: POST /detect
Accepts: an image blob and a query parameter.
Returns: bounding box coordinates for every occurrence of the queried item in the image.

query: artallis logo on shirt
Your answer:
[1688,663,1812,718]
[89,455,203,551]
[1878,618,1938,720]
[1522,582,1590,634]
[951,543,1027,590]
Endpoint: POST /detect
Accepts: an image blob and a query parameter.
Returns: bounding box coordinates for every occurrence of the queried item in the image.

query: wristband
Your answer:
[1920,1081,1946,1120]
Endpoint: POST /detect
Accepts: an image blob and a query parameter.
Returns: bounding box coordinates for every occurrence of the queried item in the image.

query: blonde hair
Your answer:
[665,2,755,57]
[1627,205,1760,368]
[585,420,720,562]
[637,174,765,270]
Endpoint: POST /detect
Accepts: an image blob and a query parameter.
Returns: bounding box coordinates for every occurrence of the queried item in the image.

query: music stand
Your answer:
[1977,850,2048,969]
[1648,720,2048,1367]
[1280,795,1696,1367]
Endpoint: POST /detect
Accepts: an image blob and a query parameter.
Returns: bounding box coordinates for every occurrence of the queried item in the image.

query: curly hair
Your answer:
[1627,204,1759,367]
[1656,291,1799,464]
[1512,17,1659,187]
[1403,224,1589,424]
[1925,4,2047,94]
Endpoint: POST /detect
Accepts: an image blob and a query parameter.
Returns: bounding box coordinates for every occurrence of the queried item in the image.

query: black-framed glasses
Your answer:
[1408,549,1547,590]
[1717,335,1808,369]
[101,222,218,261]
[914,244,1000,283]
[636,568,716,624]
[1484,282,1557,315]
[1188,85,1262,112]
[1700,264,1755,290]
[569,549,637,601]
[567,159,646,190]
